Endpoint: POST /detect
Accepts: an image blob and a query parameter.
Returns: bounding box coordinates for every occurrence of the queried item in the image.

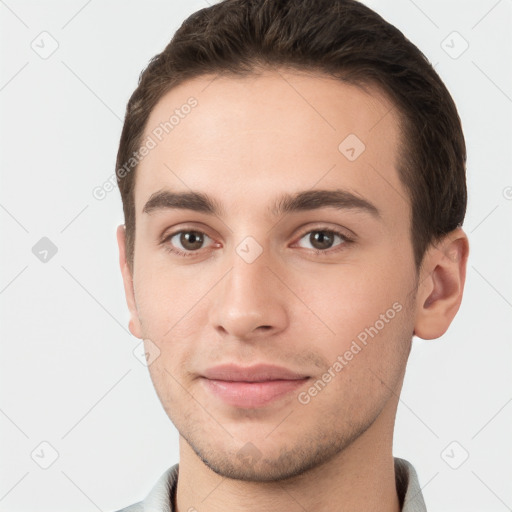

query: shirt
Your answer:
[114,457,427,511]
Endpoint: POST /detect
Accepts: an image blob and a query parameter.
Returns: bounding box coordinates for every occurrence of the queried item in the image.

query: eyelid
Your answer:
[161,221,355,242]
[290,225,354,256]
[160,222,356,257]
[160,223,216,244]
[293,223,355,242]
[160,226,217,256]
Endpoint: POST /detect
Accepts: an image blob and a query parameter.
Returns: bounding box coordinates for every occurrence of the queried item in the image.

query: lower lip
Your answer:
[201,377,309,408]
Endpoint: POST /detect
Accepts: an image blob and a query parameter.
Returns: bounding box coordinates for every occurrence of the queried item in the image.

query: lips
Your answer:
[200,364,310,408]
[202,363,309,382]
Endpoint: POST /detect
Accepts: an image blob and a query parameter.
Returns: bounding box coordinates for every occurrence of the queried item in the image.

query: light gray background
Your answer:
[1,0,511,511]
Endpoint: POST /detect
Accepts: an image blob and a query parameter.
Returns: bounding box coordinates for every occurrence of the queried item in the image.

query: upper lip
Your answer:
[202,364,309,382]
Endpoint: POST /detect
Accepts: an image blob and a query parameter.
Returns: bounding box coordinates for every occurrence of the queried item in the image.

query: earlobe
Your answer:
[116,224,143,339]
[414,228,469,340]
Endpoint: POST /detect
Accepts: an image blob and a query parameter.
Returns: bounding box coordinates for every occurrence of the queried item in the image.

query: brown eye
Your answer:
[178,231,204,251]
[163,230,214,257]
[308,231,336,250]
[296,229,349,252]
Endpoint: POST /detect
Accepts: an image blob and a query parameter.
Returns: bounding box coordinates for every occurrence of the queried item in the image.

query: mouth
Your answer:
[200,364,310,408]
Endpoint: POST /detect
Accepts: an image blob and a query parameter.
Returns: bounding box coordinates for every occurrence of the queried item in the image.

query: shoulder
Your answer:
[111,464,179,512]
[112,503,144,512]
[394,457,427,512]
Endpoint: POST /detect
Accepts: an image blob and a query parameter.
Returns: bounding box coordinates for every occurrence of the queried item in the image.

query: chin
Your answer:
[183,428,352,483]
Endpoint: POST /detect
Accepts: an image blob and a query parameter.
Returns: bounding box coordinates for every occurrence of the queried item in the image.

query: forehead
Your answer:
[134,69,408,223]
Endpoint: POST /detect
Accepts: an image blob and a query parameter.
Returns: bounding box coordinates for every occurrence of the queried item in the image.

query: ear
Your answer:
[116,224,143,339]
[414,228,469,340]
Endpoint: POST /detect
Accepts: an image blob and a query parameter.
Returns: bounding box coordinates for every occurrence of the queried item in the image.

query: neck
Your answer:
[175,399,401,512]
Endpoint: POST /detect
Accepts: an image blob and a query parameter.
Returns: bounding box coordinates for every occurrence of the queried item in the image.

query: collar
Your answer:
[116,457,426,511]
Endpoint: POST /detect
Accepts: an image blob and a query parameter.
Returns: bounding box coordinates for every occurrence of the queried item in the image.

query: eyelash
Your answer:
[160,226,354,258]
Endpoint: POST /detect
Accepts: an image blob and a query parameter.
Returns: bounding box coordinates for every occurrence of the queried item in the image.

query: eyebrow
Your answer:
[142,188,381,219]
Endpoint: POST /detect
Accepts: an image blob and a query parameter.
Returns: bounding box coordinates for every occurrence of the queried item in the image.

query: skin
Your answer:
[117,68,469,511]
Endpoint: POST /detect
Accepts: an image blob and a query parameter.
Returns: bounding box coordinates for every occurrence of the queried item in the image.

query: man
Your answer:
[114,0,469,510]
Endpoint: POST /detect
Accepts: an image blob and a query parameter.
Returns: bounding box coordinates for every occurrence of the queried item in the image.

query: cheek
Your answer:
[307,262,414,394]
[133,258,199,329]
[306,298,413,417]
[132,273,200,387]
[307,261,411,339]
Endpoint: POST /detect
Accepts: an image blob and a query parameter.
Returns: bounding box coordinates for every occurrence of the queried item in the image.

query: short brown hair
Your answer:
[116,0,467,274]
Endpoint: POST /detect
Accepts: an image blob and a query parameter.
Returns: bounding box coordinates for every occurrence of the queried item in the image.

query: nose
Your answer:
[209,245,289,341]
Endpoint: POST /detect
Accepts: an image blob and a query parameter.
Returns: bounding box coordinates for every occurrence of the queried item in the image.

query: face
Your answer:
[121,69,420,481]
